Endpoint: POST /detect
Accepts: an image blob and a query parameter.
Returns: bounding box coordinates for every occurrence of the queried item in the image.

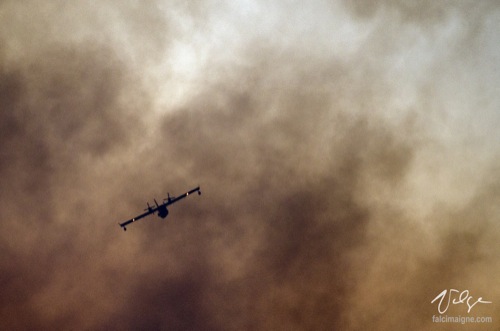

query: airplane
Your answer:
[119,186,201,231]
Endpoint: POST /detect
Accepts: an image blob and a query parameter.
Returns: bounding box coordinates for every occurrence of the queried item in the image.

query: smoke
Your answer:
[1,1,499,330]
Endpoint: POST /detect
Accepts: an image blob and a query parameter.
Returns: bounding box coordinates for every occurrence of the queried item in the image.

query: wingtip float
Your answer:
[119,186,201,231]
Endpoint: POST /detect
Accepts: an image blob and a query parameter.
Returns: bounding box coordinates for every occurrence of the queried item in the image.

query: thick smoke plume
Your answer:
[1,1,499,330]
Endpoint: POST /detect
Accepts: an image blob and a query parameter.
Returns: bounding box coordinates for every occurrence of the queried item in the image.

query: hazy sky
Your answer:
[1,1,499,330]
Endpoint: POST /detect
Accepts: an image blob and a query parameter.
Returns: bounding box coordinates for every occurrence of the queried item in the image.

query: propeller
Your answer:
[164,193,173,202]
[144,202,153,211]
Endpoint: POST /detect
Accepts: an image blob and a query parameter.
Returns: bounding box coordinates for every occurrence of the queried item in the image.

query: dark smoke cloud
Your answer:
[1,1,499,330]
[0,41,150,329]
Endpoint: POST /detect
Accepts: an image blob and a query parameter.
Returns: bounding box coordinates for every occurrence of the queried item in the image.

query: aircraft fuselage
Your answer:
[157,205,169,218]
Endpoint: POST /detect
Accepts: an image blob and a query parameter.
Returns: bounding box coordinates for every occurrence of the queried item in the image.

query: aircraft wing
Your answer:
[119,207,157,230]
[118,186,200,231]
[166,186,201,206]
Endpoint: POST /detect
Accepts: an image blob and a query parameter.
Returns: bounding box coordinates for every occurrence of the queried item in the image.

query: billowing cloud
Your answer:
[1,1,498,330]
